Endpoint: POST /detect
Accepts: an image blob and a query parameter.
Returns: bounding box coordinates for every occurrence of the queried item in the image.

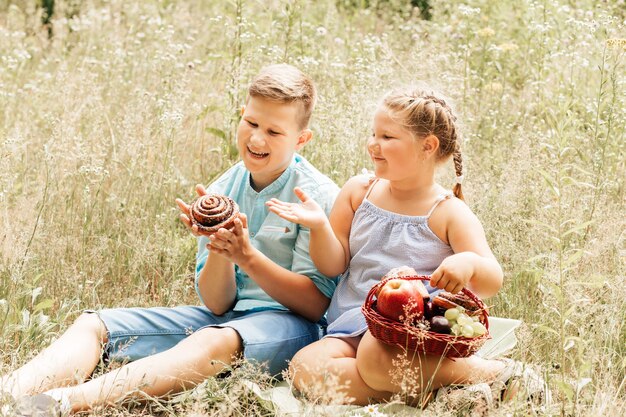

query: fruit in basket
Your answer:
[429,316,451,334]
[376,279,425,322]
[381,266,431,301]
[444,307,460,321]
[471,321,487,336]
[433,292,482,316]
[447,308,486,338]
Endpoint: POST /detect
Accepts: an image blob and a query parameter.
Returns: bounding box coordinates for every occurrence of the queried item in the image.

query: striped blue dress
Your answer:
[325,185,455,338]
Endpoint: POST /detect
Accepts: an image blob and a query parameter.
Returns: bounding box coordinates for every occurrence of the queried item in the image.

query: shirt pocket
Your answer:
[253,219,298,266]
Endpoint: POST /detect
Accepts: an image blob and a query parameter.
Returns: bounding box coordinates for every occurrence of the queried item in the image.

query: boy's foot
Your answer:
[14,394,62,417]
[0,391,16,417]
[492,358,551,405]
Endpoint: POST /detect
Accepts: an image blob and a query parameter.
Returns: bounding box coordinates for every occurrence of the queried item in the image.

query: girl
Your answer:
[266,85,528,406]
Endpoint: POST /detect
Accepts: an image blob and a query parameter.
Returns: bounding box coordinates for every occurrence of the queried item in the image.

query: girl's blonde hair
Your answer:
[382,86,464,200]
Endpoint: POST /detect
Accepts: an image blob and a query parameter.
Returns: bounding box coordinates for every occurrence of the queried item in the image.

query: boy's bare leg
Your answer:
[63,326,241,412]
[1,314,107,397]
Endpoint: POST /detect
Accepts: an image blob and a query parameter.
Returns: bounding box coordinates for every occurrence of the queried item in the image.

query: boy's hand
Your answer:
[176,184,211,237]
[207,213,257,267]
[266,187,327,230]
[430,252,477,294]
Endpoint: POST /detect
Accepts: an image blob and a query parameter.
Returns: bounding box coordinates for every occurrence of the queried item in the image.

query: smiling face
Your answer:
[237,96,311,191]
[367,107,431,182]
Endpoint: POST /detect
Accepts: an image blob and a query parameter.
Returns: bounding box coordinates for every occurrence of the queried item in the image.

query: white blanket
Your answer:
[243,317,521,415]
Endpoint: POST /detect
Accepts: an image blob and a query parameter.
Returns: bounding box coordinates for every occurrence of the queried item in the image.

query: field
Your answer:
[0,0,624,416]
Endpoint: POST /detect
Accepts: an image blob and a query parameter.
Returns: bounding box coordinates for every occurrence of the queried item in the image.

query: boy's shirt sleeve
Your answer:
[289,182,340,298]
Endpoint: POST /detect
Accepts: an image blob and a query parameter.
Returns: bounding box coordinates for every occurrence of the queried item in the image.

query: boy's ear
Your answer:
[422,134,440,156]
[295,129,313,150]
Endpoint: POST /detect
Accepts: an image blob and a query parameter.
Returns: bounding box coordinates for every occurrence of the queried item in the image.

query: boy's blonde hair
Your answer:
[248,64,317,129]
[383,85,465,201]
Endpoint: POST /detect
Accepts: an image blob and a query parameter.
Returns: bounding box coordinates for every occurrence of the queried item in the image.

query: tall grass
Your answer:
[0,0,624,415]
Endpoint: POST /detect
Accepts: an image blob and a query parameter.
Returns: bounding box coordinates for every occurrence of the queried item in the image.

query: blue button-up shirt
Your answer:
[195,154,339,312]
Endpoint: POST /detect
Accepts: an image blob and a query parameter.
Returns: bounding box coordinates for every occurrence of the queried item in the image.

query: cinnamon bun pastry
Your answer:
[190,194,240,234]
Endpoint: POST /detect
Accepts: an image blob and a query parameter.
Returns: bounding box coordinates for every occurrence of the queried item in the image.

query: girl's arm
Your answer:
[266,176,368,277]
[430,199,504,298]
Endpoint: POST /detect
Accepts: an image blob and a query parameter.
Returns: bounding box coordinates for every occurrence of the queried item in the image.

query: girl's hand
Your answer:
[266,187,328,230]
[430,252,477,294]
[207,213,257,267]
[176,184,210,237]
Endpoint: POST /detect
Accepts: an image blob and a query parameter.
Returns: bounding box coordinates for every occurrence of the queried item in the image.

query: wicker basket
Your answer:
[361,275,490,358]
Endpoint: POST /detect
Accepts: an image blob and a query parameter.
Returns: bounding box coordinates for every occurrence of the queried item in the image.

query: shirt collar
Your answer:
[246,154,299,196]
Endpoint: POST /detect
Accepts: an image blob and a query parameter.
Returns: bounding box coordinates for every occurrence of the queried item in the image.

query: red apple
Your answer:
[376,279,425,323]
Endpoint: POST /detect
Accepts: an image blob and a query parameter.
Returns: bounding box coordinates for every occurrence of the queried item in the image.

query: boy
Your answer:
[2,64,339,415]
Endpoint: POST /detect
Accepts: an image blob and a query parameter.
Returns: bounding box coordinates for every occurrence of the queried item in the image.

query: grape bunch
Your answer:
[444,307,487,338]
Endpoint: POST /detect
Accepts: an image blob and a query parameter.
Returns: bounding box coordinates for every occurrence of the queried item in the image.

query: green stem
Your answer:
[20,160,50,272]
[582,45,613,242]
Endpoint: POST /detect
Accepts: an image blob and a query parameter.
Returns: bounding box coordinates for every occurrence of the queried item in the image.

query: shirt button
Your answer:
[238,283,244,289]
[250,232,255,237]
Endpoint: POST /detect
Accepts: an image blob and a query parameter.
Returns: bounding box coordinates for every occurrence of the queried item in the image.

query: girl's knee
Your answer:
[288,349,310,387]
[288,345,329,393]
[355,338,394,392]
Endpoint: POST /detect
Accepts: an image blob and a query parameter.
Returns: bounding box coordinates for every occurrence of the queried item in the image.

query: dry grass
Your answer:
[1,0,624,415]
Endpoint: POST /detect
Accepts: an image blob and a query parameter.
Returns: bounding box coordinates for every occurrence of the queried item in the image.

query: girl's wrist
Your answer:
[311,219,332,234]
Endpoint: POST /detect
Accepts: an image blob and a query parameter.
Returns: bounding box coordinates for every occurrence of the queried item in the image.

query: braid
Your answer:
[423,95,457,122]
[452,143,465,201]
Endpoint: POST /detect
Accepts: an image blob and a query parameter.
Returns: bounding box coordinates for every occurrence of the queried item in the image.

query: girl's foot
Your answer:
[492,358,550,405]
[432,383,493,417]
[430,359,550,415]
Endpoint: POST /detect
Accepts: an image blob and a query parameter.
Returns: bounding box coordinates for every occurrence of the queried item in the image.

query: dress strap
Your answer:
[364,177,380,200]
[426,193,453,218]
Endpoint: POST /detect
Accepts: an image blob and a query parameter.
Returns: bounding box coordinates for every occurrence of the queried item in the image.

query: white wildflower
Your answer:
[316,26,327,36]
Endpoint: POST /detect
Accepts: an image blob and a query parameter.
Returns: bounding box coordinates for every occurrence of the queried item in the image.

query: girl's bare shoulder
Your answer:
[434,195,482,227]
[341,174,376,211]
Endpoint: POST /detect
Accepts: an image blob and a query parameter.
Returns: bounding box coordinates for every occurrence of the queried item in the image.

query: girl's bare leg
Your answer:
[1,313,107,397]
[64,326,241,412]
[355,331,506,395]
[289,337,393,406]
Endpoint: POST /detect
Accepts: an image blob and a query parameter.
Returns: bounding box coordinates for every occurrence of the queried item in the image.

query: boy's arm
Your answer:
[177,183,238,314]
[430,199,503,298]
[210,216,329,321]
[238,248,330,322]
[196,249,237,315]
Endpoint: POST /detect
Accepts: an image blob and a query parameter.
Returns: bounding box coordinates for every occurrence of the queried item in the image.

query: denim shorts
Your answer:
[85,305,321,377]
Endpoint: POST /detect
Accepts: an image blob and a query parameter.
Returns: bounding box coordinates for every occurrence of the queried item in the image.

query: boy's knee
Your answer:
[180,326,243,362]
[73,313,108,343]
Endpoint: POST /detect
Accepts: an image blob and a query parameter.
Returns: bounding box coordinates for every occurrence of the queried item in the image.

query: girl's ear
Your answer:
[422,134,440,156]
[295,129,313,150]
